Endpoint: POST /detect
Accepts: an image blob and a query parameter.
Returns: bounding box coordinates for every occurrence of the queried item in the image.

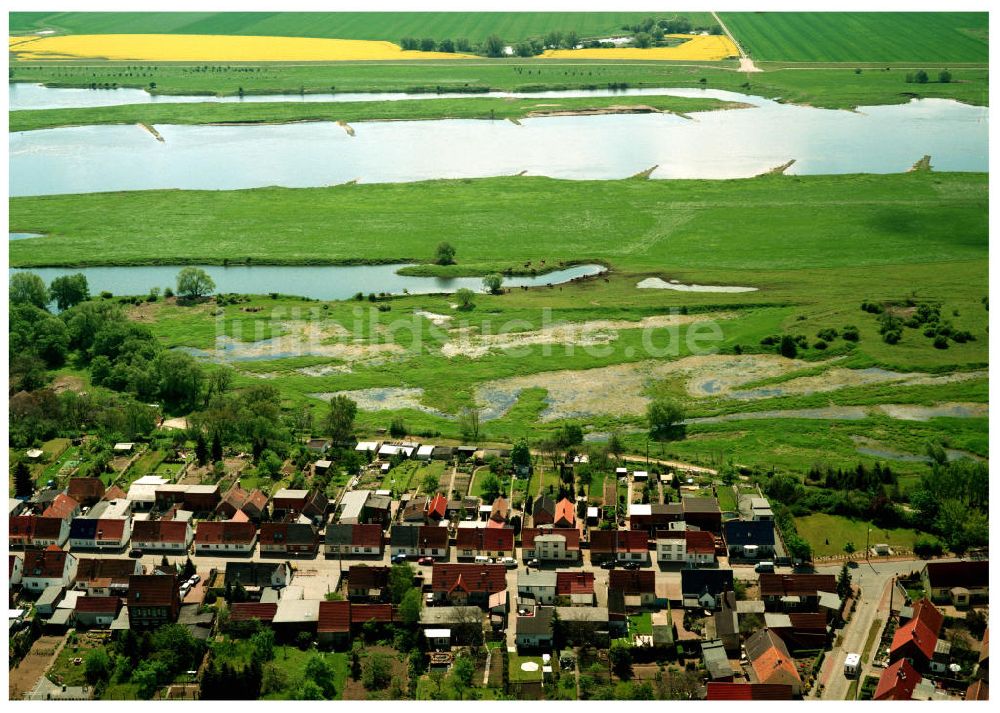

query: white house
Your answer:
[9,554,23,589]
[21,549,78,592]
[517,570,557,605]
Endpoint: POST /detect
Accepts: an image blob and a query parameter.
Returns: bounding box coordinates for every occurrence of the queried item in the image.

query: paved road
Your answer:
[812,557,949,700]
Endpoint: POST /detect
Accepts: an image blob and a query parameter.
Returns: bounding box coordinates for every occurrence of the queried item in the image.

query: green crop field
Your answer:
[722,12,989,64]
[10,11,718,44]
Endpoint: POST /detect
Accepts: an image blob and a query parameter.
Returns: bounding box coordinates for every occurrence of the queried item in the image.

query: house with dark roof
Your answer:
[702,638,735,681]
[705,683,795,701]
[127,573,180,628]
[351,603,396,632]
[629,502,684,536]
[921,560,988,607]
[347,565,390,602]
[590,529,649,563]
[724,520,776,559]
[224,561,292,590]
[390,524,449,559]
[681,568,734,610]
[456,527,515,559]
[759,574,837,612]
[532,495,556,527]
[681,496,722,533]
[745,628,802,695]
[67,478,106,507]
[890,599,944,672]
[73,558,141,596]
[271,488,309,515]
[259,522,318,556]
[68,517,131,551]
[874,658,922,701]
[765,612,830,652]
[22,547,78,591]
[75,596,122,629]
[9,515,70,548]
[515,606,554,649]
[130,519,192,553]
[609,569,657,608]
[431,563,507,608]
[521,527,581,562]
[194,521,258,554]
[325,523,385,557]
[216,484,268,521]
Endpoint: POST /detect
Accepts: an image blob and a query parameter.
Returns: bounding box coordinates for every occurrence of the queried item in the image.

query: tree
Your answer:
[438,38,455,53]
[48,273,90,311]
[458,406,481,441]
[557,423,584,449]
[479,473,502,502]
[939,70,952,83]
[422,472,440,494]
[837,563,852,599]
[483,34,505,57]
[132,660,167,699]
[324,394,358,443]
[84,647,111,684]
[633,32,653,48]
[648,398,685,440]
[195,432,209,465]
[435,241,456,265]
[510,438,531,472]
[305,655,337,698]
[609,641,633,680]
[10,272,49,309]
[155,350,204,410]
[362,652,392,690]
[785,533,812,562]
[419,37,436,52]
[389,562,416,603]
[451,654,475,689]
[398,587,423,625]
[455,288,475,310]
[778,334,798,358]
[389,416,407,438]
[300,680,325,700]
[13,461,33,498]
[482,273,504,294]
[843,541,856,559]
[914,69,929,84]
[176,267,216,300]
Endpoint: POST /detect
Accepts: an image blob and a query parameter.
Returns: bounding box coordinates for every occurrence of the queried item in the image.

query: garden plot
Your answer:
[440,312,732,359]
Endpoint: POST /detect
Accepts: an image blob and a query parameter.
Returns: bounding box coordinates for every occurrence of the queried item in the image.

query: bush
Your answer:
[778,334,798,358]
[913,536,944,558]
[842,325,860,341]
[816,327,838,341]
[813,340,828,350]
[933,335,949,349]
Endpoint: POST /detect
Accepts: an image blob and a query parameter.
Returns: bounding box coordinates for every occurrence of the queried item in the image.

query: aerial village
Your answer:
[8,434,989,701]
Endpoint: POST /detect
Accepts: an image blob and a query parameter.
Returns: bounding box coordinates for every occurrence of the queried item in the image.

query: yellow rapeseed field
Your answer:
[8,34,476,62]
[541,34,739,61]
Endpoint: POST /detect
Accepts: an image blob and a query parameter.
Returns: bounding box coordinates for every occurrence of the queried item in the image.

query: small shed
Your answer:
[416,445,435,461]
[633,471,648,481]
[113,442,134,453]
[314,460,332,474]
[425,628,452,648]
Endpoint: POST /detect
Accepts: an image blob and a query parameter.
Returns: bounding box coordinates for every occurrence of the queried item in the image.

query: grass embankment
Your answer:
[794,513,921,556]
[10,11,719,44]
[9,94,743,133]
[720,12,988,63]
[9,59,988,110]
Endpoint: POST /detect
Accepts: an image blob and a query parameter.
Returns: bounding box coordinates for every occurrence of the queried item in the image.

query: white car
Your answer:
[190,574,200,584]
[499,557,518,568]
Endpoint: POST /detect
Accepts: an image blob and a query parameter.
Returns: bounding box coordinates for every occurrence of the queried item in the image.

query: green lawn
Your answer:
[628,612,652,636]
[715,485,737,513]
[509,654,544,683]
[793,513,923,557]
[10,11,718,44]
[722,12,988,63]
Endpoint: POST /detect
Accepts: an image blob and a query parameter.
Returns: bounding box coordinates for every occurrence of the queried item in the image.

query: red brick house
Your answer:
[75,596,122,628]
[9,515,69,548]
[259,522,318,556]
[590,529,649,563]
[230,602,278,625]
[325,523,385,557]
[890,598,944,671]
[608,569,657,607]
[127,573,180,628]
[874,658,922,701]
[431,563,507,608]
[317,600,351,647]
[521,527,581,562]
[681,496,722,534]
[556,571,595,605]
[456,527,515,559]
[130,519,192,553]
[67,477,106,507]
[194,521,258,554]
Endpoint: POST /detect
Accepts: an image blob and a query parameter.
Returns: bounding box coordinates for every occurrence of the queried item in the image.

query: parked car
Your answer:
[527,558,540,567]
[599,560,616,569]
[190,574,200,584]
[128,548,143,558]
[392,554,408,564]
[499,557,518,568]
[623,561,640,570]
[417,556,434,565]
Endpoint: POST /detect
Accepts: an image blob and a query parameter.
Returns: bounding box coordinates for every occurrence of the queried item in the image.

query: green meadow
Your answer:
[721,12,989,64]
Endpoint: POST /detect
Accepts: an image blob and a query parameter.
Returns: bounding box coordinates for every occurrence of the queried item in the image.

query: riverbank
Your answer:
[9,93,743,132]
[9,59,988,111]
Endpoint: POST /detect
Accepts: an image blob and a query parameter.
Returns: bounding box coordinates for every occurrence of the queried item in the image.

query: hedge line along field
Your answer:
[7,94,744,133]
[721,12,988,64]
[10,60,988,111]
[10,11,718,44]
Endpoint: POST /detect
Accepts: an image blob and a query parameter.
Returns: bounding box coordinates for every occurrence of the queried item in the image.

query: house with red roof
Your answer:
[590,529,649,563]
[74,558,142,596]
[521,527,580,562]
[456,527,515,559]
[75,596,122,628]
[489,497,509,525]
[9,515,69,548]
[67,477,106,507]
[427,493,448,522]
[706,683,795,701]
[684,530,718,565]
[21,546,78,591]
[317,600,351,646]
[127,573,180,628]
[215,484,268,521]
[230,602,278,625]
[745,629,802,695]
[350,603,396,631]
[556,571,595,605]
[608,569,657,608]
[389,524,449,559]
[347,565,390,601]
[431,563,507,608]
[259,522,318,556]
[194,521,258,554]
[890,598,944,671]
[131,519,193,553]
[325,523,385,557]
[532,495,556,527]
[553,498,576,528]
[874,658,922,701]
[42,493,81,524]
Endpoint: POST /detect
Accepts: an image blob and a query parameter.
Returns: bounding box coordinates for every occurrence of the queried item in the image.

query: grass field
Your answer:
[722,12,988,64]
[10,60,988,110]
[10,12,718,44]
[8,94,741,133]
[793,513,922,556]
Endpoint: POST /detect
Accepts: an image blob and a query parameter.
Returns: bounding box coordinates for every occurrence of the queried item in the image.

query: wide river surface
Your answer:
[9,263,606,301]
[9,89,987,196]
